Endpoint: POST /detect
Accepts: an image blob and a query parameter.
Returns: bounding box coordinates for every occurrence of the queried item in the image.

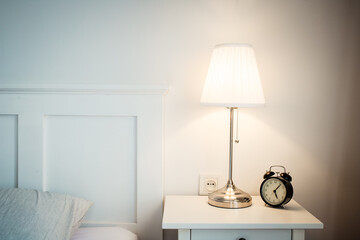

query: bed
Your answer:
[0,84,167,240]
[71,227,138,240]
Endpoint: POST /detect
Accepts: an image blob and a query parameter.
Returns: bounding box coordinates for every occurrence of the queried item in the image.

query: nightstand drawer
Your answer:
[191,229,291,240]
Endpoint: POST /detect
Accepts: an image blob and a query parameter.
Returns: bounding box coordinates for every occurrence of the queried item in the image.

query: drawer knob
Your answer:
[239,238,246,240]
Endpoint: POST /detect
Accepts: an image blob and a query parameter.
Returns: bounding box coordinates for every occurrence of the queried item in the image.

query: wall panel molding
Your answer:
[0,84,168,95]
[43,115,137,224]
[0,114,18,188]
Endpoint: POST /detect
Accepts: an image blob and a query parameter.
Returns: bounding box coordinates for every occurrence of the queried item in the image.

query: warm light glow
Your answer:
[201,43,265,107]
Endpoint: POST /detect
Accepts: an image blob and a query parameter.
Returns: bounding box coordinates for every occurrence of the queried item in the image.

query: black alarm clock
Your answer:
[260,165,293,207]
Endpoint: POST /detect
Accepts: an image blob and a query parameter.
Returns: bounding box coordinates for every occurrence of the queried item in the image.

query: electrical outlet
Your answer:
[199,175,219,195]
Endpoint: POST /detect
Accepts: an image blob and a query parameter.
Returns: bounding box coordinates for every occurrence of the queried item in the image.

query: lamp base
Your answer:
[208,182,252,208]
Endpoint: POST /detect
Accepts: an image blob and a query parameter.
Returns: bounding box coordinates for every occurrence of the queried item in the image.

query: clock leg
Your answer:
[178,229,190,240]
[292,229,305,240]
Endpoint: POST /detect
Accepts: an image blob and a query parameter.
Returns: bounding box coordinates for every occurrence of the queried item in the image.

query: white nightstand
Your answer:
[162,196,323,240]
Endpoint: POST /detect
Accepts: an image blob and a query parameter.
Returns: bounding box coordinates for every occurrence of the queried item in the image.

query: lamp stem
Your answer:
[228,107,236,185]
[207,106,252,208]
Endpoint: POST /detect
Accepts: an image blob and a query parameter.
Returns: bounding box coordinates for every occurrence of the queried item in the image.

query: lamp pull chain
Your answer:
[235,108,239,143]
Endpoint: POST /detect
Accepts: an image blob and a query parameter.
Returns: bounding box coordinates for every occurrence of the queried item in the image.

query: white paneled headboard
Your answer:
[0,84,167,240]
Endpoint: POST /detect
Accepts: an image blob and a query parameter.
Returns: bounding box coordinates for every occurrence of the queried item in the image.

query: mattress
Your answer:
[70,227,138,240]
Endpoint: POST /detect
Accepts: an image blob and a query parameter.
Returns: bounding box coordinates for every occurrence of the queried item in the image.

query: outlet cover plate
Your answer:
[199,174,219,196]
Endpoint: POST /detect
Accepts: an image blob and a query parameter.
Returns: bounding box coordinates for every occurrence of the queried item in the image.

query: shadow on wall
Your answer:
[333,1,360,237]
[333,85,360,237]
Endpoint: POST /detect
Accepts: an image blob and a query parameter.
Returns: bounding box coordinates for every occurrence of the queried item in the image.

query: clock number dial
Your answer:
[261,178,286,205]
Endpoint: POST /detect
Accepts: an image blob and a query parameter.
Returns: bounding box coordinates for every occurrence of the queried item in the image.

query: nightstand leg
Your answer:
[292,230,305,240]
[178,229,190,240]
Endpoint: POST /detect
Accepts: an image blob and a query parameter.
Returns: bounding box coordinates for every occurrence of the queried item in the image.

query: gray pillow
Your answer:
[0,188,92,240]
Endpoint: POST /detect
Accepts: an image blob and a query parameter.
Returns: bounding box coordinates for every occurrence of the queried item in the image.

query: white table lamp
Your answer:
[201,43,265,208]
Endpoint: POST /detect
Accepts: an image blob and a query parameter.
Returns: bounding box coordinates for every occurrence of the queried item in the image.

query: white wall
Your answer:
[1,1,359,240]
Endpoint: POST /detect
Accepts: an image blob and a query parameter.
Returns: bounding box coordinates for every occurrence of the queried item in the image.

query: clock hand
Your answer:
[274,191,278,199]
[273,184,281,199]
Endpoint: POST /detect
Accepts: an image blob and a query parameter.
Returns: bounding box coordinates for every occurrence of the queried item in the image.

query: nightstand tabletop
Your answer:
[162,195,323,230]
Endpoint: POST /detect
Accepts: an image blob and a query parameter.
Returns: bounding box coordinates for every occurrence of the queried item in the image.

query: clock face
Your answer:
[261,178,287,206]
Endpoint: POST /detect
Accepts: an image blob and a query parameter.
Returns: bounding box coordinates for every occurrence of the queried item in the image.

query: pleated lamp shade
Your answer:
[201,43,265,107]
